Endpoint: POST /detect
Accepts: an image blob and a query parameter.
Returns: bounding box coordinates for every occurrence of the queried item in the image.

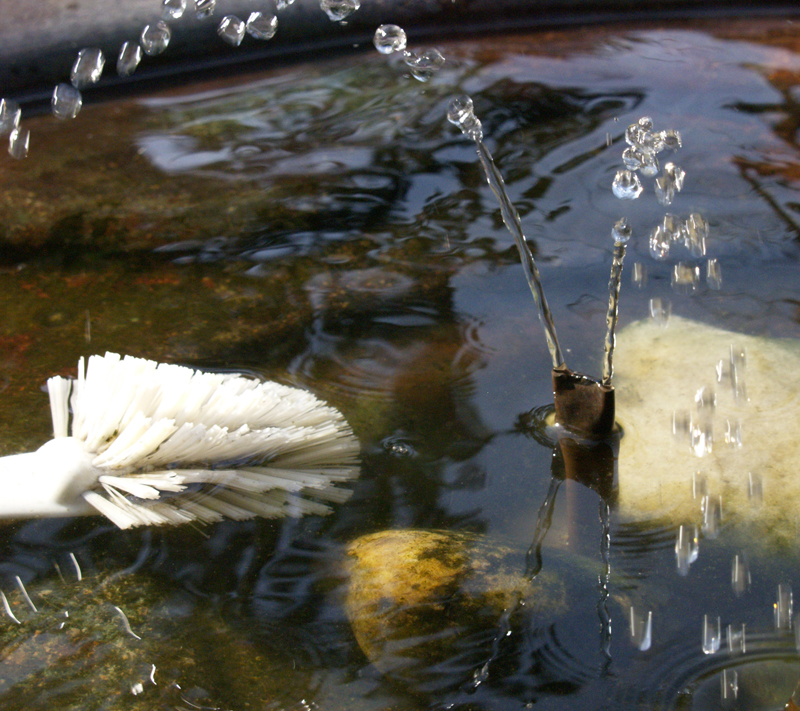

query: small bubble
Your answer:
[217,15,246,46]
[246,12,277,39]
[706,258,722,289]
[195,0,216,18]
[141,21,171,55]
[320,0,360,21]
[52,83,83,120]
[373,24,407,54]
[8,126,29,159]
[162,0,186,19]
[0,99,21,134]
[117,42,143,77]
[70,48,105,88]
[611,217,632,244]
[612,170,643,199]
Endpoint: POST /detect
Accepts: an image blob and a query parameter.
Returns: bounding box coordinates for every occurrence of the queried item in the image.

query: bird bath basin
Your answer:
[2,5,800,711]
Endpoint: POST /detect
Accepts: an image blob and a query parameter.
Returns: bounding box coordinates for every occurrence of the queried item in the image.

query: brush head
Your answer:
[0,353,360,529]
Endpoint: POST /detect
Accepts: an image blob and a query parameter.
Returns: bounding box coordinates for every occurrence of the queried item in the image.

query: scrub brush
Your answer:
[0,353,360,529]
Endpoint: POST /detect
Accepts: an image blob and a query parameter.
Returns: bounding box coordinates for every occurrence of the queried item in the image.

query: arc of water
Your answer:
[448,96,565,370]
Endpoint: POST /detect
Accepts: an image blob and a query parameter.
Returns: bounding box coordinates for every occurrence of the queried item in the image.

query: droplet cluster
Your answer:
[373,25,445,82]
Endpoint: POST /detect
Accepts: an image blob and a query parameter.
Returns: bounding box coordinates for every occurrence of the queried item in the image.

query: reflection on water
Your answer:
[1,16,800,711]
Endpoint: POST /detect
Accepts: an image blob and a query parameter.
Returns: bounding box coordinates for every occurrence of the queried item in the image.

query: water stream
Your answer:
[1,14,800,711]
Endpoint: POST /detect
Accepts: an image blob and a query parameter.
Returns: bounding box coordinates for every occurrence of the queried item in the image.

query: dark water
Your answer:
[2,17,800,711]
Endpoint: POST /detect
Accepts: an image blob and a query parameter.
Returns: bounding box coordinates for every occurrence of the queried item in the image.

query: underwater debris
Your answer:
[0,353,359,529]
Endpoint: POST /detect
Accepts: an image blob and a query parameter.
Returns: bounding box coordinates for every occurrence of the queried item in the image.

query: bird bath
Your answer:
[2,5,800,711]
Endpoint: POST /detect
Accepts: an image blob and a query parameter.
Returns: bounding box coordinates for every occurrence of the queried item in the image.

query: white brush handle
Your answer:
[0,438,99,519]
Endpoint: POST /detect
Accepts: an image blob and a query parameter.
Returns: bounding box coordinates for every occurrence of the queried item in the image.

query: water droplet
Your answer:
[702,614,721,654]
[632,261,647,287]
[775,584,793,630]
[275,0,297,9]
[404,48,445,81]
[648,297,670,327]
[51,83,82,120]
[195,0,216,19]
[731,554,750,596]
[673,410,691,439]
[217,15,245,46]
[729,344,746,400]
[320,0,360,21]
[701,494,721,535]
[649,225,670,259]
[675,524,699,576]
[637,116,653,131]
[70,48,105,88]
[162,0,186,19]
[694,385,716,412]
[8,126,29,159]
[447,95,483,142]
[117,41,143,77]
[661,129,683,150]
[748,472,763,507]
[724,419,742,448]
[629,606,653,651]
[141,21,171,55]
[664,162,685,190]
[706,258,722,289]
[246,12,277,40]
[720,668,739,701]
[692,471,708,499]
[682,212,708,257]
[373,24,407,54]
[671,262,700,292]
[621,146,644,171]
[625,123,646,149]
[611,217,632,244]
[612,169,642,199]
[639,152,659,177]
[726,623,746,653]
[0,98,21,135]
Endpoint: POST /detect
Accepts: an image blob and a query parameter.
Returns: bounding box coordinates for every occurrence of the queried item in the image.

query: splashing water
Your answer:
[447,94,564,369]
[320,0,361,22]
[612,170,643,199]
[602,217,630,385]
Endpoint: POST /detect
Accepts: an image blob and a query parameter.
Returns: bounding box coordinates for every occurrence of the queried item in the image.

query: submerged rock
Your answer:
[615,316,800,543]
[344,529,566,692]
[0,565,314,710]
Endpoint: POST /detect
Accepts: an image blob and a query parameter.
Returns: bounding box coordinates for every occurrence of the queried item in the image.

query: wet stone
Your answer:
[217,15,246,46]
[246,12,277,40]
[345,529,566,689]
[140,21,171,55]
[70,48,105,89]
[162,0,186,20]
[0,98,21,134]
[195,0,216,19]
[51,83,82,120]
[320,0,360,21]
[116,41,143,77]
[8,126,29,159]
[374,24,407,54]
[612,169,643,199]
